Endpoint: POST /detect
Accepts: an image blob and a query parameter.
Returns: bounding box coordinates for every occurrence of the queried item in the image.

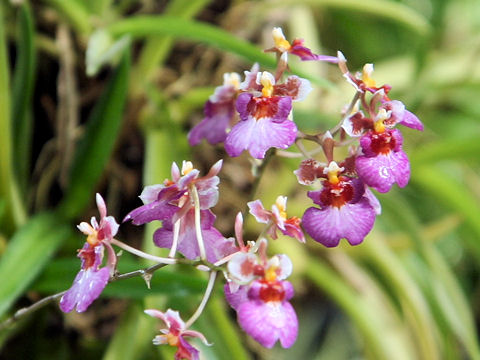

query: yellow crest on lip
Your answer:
[373,108,390,133]
[275,196,288,220]
[324,161,344,185]
[260,72,275,97]
[272,27,291,52]
[362,63,376,88]
[181,161,194,175]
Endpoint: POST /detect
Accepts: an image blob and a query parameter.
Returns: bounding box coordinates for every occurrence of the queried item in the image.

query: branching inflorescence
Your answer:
[2,27,423,358]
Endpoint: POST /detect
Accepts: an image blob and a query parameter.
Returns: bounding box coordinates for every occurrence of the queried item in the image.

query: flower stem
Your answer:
[190,184,207,261]
[111,239,177,264]
[0,291,66,331]
[185,270,217,329]
[169,218,181,258]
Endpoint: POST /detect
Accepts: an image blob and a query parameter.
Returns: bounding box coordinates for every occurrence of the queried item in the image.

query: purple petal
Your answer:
[176,336,200,360]
[355,150,410,193]
[235,93,254,121]
[302,198,376,247]
[59,266,110,313]
[225,116,297,159]
[237,299,298,348]
[188,100,235,146]
[247,200,271,224]
[224,117,256,157]
[123,200,178,225]
[239,63,261,91]
[195,176,220,210]
[364,187,382,215]
[154,209,237,263]
[401,110,424,131]
[224,284,250,311]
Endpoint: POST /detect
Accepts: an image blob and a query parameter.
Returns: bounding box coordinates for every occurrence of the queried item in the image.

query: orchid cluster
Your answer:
[53,26,423,358]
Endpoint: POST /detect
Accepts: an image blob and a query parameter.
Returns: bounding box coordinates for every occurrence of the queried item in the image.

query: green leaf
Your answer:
[59,51,130,219]
[263,0,432,37]
[410,137,480,165]
[43,0,91,35]
[12,3,36,194]
[106,16,332,88]
[0,212,73,318]
[133,0,211,93]
[411,165,480,260]
[0,3,26,235]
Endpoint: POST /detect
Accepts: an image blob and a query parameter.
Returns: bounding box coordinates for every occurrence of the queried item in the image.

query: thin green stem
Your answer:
[185,271,217,329]
[111,239,177,264]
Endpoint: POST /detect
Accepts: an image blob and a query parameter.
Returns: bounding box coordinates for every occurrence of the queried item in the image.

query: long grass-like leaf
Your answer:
[0,212,73,319]
[12,3,36,194]
[43,0,91,35]
[0,3,26,235]
[106,16,332,88]
[411,165,480,259]
[262,0,432,37]
[60,51,130,219]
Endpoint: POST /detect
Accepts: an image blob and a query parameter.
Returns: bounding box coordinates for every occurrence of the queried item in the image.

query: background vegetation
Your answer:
[0,0,479,359]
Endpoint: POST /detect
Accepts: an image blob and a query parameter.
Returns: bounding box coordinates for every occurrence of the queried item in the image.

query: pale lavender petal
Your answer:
[188,100,235,146]
[195,176,220,210]
[139,184,164,204]
[59,267,110,313]
[302,198,376,247]
[247,200,270,224]
[177,169,199,190]
[209,83,237,103]
[356,151,410,193]
[239,63,261,91]
[364,187,382,215]
[98,215,119,241]
[224,116,256,157]
[282,222,306,243]
[401,110,424,131]
[246,117,297,159]
[237,300,298,348]
[275,255,292,280]
[224,284,250,311]
[164,309,186,331]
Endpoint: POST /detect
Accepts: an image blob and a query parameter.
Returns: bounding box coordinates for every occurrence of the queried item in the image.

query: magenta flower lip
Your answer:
[356,129,411,193]
[302,177,376,247]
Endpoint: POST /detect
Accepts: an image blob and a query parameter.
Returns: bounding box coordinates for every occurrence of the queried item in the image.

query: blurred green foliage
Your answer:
[0,0,479,359]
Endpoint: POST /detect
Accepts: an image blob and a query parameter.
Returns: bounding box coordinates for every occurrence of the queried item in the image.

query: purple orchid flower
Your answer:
[188,73,240,146]
[301,162,376,247]
[248,196,305,243]
[355,128,411,193]
[60,194,119,313]
[145,309,210,360]
[225,253,298,348]
[153,208,237,263]
[124,160,222,225]
[266,27,339,63]
[225,72,298,159]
